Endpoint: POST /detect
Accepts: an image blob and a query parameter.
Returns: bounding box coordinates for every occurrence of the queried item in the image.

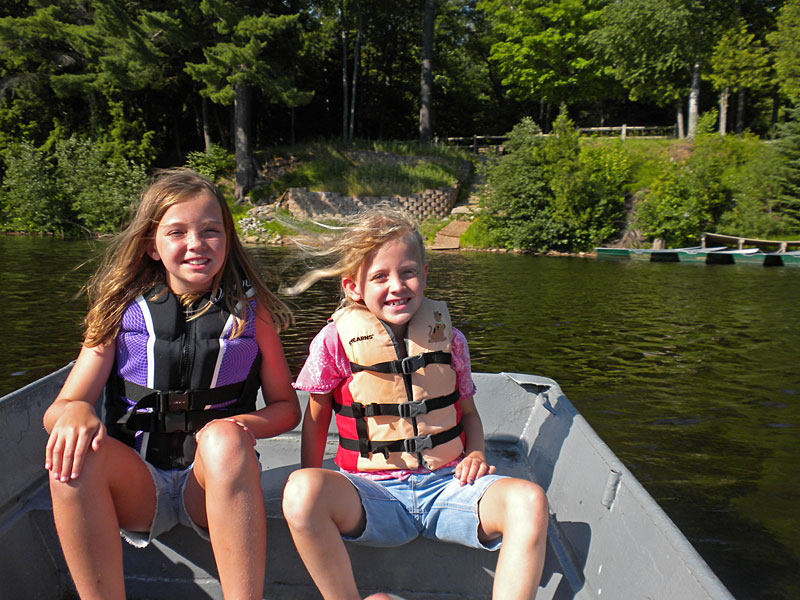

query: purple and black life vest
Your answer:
[104,284,261,469]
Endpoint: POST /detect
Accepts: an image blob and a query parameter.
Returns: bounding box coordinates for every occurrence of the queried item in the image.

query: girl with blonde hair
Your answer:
[282,206,548,600]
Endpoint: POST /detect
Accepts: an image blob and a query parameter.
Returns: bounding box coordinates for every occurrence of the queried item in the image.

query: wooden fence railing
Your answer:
[439,125,676,153]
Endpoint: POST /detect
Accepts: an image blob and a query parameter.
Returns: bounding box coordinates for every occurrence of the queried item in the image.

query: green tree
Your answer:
[55,135,146,234]
[481,117,562,250]
[590,0,725,139]
[478,0,609,124]
[768,0,800,104]
[185,1,312,199]
[709,19,770,135]
[0,2,86,156]
[0,1,167,164]
[430,1,516,135]
[772,104,800,230]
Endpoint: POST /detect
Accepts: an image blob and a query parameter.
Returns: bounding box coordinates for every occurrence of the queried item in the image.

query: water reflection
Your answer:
[1,236,798,599]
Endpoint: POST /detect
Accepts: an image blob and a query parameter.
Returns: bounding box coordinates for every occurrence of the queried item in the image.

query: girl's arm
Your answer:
[207,302,301,442]
[300,392,334,468]
[454,395,497,485]
[43,341,116,482]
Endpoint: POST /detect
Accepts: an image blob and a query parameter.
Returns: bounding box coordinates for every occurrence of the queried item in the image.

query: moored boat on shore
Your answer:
[596,238,800,267]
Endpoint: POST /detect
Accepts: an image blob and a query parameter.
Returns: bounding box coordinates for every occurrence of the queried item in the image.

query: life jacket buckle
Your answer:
[402,434,433,454]
[399,353,426,374]
[399,400,428,418]
[157,391,190,413]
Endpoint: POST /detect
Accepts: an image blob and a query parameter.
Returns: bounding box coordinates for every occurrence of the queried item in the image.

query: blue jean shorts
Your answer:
[120,460,209,548]
[340,466,507,550]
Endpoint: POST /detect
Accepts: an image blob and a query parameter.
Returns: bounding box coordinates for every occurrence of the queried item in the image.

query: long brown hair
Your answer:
[84,168,292,346]
[283,205,425,306]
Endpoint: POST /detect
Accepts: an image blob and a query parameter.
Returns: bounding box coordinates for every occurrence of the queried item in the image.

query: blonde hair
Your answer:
[83,168,292,347]
[284,205,425,304]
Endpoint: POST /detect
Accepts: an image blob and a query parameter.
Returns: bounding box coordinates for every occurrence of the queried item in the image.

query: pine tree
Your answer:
[774,104,800,231]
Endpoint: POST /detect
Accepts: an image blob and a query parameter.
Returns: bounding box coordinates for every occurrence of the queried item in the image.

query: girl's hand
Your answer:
[195,417,257,446]
[454,451,496,486]
[45,401,106,483]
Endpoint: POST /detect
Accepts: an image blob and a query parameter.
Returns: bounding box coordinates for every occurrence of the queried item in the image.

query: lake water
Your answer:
[1,235,798,599]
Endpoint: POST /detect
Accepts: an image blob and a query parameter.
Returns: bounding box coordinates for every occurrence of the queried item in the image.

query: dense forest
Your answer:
[1,0,800,250]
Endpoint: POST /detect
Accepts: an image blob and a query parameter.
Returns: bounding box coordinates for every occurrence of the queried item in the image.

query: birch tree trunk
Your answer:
[419,0,435,144]
[676,102,685,139]
[686,60,701,139]
[718,87,728,136]
[340,1,349,141]
[349,1,361,142]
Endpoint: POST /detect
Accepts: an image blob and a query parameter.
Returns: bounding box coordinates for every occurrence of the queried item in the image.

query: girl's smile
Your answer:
[342,235,428,338]
[147,192,227,295]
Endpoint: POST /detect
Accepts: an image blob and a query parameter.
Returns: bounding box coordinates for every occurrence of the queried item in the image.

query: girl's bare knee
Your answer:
[49,443,109,502]
[508,482,548,540]
[282,469,325,529]
[195,419,256,473]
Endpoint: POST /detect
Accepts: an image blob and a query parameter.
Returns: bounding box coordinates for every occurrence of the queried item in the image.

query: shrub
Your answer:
[479,114,631,252]
[1,135,147,235]
[56,136,147,234]
[635,131,788,245]
[459,217,503,249]
[0,141,68,235]
[634,163,709,247]
[186,144,236,180]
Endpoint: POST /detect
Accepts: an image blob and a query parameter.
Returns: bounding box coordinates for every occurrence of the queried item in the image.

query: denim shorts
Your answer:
[120,460,209,548]
[340,466,506,550]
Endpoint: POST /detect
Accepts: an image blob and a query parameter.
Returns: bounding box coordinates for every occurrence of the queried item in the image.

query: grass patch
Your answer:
[254,141,468,199]
[460,217,502,249]
[581,137,673,193]
[419,217,451,246]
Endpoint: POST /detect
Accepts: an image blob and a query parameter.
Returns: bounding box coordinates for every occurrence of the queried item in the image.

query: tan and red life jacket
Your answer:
[331,298,465,471]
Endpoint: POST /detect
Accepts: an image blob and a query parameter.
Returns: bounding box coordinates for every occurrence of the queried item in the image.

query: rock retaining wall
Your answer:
[275,185,459,222]
[241,156,472,244]
[275,155,471,222]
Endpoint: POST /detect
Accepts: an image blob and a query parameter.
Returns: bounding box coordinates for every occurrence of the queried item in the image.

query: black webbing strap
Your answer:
[333,389,459,419]
[339,421,463,459]
[115,378,247,433]
[121,407,238,433]
[350,351,451,375]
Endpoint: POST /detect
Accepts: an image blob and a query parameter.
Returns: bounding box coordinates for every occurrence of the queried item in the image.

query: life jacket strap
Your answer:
[333,389,459,419]
[116,356,261,433]
[350,350,451,375]
[339,421,463,459]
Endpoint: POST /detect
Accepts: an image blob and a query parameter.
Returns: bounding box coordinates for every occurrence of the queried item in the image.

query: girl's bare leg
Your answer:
[477,478,548,600]
[186,419,266,600]
[282,468,368,600]
[49,437,157,600]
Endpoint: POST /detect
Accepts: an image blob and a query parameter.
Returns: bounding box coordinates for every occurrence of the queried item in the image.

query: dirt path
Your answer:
[431,219,472,250]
